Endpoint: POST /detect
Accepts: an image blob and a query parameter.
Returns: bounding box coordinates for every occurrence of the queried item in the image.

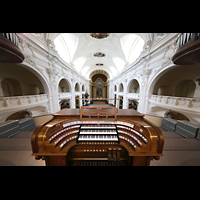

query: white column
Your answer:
[138,76,149,113]
[49,76,60,113]
[79,94,82,108]
[122,82,127,109]
[116,94,119,109]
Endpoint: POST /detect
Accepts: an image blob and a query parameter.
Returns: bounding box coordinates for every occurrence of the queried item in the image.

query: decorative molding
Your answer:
[89,70,110,79]
[112,33,178,81]
[20,34,87,84]
[24,54,43,73]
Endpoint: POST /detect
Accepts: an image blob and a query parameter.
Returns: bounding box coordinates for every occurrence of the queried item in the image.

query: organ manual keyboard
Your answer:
[78,123,119,142]
[31,106,164,166]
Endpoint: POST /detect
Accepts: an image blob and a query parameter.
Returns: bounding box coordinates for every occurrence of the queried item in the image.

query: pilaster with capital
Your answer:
[138,68,152,113]
[46,61,60,112]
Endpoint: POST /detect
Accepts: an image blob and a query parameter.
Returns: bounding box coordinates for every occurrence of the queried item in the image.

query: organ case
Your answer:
[31,106,164,166]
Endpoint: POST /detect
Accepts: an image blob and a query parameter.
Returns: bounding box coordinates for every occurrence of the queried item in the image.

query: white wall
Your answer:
[110,33,200,123]
[0,33,89,122]
[1,33,199,124]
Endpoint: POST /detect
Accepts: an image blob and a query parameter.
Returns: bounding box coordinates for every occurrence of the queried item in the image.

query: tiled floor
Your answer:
[0,150,45,166]
[0,128,200,166]
[150,129,200,166]
[0,129,45,166]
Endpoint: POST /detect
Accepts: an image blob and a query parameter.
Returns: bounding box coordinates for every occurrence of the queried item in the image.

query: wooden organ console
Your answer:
[31,106,164,166]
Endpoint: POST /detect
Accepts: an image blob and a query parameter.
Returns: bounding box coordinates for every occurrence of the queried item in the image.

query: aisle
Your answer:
[92,101,107,105]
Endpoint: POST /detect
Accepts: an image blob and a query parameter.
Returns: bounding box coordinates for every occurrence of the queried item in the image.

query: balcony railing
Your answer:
[126,93,140,99]
[0,94,48,111]
[149,94,200,113]
[58,92,71,99]
[0,33,24,63]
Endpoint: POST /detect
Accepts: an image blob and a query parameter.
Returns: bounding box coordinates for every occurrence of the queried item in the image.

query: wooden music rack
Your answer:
[80,106,117,120]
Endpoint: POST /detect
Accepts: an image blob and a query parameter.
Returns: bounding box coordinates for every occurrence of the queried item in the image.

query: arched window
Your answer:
[54,33,79,64]
[120,34,145,64]
[74,57,87,72]
[109,66,118,77]
[112,57,125,73]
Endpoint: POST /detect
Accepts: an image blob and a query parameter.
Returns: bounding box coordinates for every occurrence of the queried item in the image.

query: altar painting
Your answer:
[96,84,103,98]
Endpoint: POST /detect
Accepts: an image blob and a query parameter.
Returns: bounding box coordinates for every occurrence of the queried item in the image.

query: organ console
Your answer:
[31,106,164,166]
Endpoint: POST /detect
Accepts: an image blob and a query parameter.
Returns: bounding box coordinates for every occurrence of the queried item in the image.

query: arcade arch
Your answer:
[0,63,47,97]
[119,83,124,92]
[127,79,140,93]
[58,78,71,93]
[1,78,23,97]
[174,80,196,98]
[6,110,31,121]
[165,110,190,121]
[75,83,80,92]
[114,85,117,92]
[150,64,200,98]
[59,99,70,110]
[20,63,50,95]
[82,85,85,92]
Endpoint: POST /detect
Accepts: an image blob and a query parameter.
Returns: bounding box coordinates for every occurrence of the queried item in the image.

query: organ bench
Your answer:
[31,106,164,166]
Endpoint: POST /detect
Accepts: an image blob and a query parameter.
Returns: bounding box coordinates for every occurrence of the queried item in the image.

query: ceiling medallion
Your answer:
[90,33,109,39]
[94,52,106,57]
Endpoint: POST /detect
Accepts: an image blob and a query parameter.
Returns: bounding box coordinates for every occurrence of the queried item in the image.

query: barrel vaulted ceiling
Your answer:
[45,33,154,80]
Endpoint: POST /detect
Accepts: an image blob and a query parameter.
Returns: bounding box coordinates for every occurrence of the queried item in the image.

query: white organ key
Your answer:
[79,131,117,135]
[81,126,116,129]
[78,123,119,142]
[78,136,118,141]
